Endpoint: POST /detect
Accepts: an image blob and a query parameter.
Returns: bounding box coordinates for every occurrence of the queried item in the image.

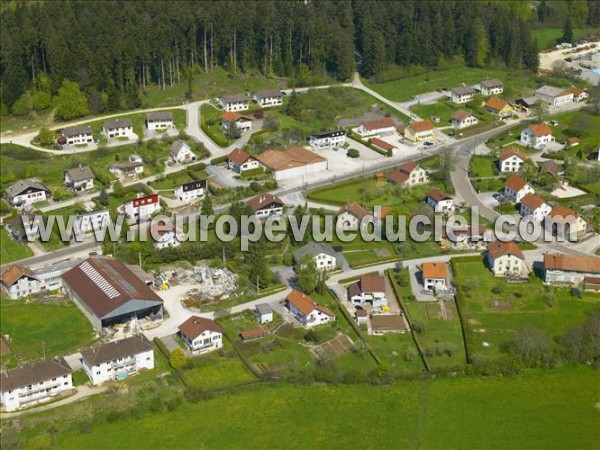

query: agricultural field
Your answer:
[0,227,33,263]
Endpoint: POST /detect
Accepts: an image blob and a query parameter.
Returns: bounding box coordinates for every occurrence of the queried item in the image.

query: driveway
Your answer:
[408,264,435,301]
[207,165,248,188]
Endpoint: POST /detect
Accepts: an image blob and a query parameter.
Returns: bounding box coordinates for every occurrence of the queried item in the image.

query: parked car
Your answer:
[493,193,504,201]
[420,289,433,295]
[423,141,434,147]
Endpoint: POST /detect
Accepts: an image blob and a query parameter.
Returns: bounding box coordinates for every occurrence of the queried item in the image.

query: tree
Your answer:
[55,80,89,120]
[561,17,574,43]
[31,90,52,111]
[508,326,553,367]
[225,121,242,140]
[169,348,186,369]
[245,242,269,289]
[296,256,318,294]
[200,194,214,216]
[284,91,301,120]
[11,91,33,116]
[99,186,109,206]
[36,127,55,146]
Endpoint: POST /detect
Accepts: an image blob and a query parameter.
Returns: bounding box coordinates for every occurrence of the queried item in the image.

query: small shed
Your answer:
[256,303,273,324]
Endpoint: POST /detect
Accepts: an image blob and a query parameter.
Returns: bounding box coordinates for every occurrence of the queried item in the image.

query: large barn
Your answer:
[61,257,163,334]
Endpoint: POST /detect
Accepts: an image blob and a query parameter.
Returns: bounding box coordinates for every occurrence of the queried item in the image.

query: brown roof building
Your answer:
[504,174,529,193]
[81,335,153,367]
[484,96,509,113]
[337,201,371,220]
[246,193,284,214]
[178,316,223,341]
[422,262,448,280]
[487,241,524,260]
[499,146,529,163]
[361,117,395,131]
[256,147,326,171]
[228,147,254,165]
[527,123,552,136]
[0,358,71,393]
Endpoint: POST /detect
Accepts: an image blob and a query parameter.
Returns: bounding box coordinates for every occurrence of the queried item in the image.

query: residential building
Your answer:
[450,86,476,104]
[247,193,284,218]
[475,79,504,96]
[61,125,93,145]
[252,90,283,107]
[123,194,161,223]
[256,146,327,181]
[5,180,51,207]
[354,307,368,325]
[543,252,600,285]
[451,110,478,129]
[292,242,337,271]
[62,257,164,334]
[485,241,528,278]
[74,210,111,235]
[81,335,154,385]
[565,86,588,102]
[227,148,261,173]
[426,188,454,213]
[220,111,252,133]
[498,146,529,172]
[566,137,580,148]
[308,130,346,151]
[520,123,555,149]
[515,96,538,111]
[353,117,395,137]
[484,96,513,119]
[404,120,435,142]
[534,85,574,107]
[0,358,72,412]
[148,220,181,250]
[519,194,552,222]
[336,201,371,230]
[129,154,143,164]
[545,205,588,240]
[102,119,136,141]
[422,262,449,292]
[347,274,387,308]
[0,259,80,300]
[64,165,95,192]
[504,174,534,202]
[388,162,429,187]
[219,94,250,112]
[109,161,144,180]
[442,225,491,251]
[145,111,174,130]
[286,290,335,328]
[170,140,197,164]
[178,316,223,354]
[174,180,206,202]
[256,303,273,325]
[539,160,561,177]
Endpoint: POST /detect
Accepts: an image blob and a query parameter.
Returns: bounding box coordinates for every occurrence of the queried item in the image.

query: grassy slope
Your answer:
[532,27,600,50]
[0,227,33,264]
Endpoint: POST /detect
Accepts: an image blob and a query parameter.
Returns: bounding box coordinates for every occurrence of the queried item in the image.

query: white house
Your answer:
[170,140,197,164]
[145,111,174,130]
[565,87,589,102]
[219,94,250,112]
[388,162,429,187]
[81,335,154,386]
[292,242,337,271]
[504,174,535,202]
[148,220,181,250]
[286,290,335,328]
[256,303,273,325]
[0,358,72,412]
[220,112,252,132]
[252,90,283,107]
[451,110,478,129]
[123,194,161,223]
[102,119,136,141]
[228,148,261,173]
[336,202,372,230]
[450,86,476,104]
[353,117,395,137]
[256,146,327,181]
[347,274,387,308]
[475,79,504,96]
[520,123,555,149]
[247,193,284,218]
[109,161,144,180]
[61,125,93,145]
[545,205,588,240]
[543,252,600,285]
[404,120,435,142]
[178,316,223,354]
[174,180,206,202]
[0,259,80,300]
[422,262,449,293]
[485,241,528,278]
[64,166,95,192]
[498,147,530,172]
[74,210,111,235]
[534,85,574,107]
[427,188,454,213]
[308,130,347,151]
[519,194,552,222]
[5,179,51,207]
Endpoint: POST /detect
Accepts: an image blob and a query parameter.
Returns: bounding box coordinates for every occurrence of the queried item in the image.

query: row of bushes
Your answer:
[347,131,393,157]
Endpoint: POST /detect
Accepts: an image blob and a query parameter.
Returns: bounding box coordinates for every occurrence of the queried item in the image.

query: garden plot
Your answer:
[311,332,354,360]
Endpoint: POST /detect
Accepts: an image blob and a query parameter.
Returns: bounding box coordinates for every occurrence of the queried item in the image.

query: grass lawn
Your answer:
[532,27,600,49]
[545,110,600,150]
[469,155,499,178]
[0,299,97,367]
[0,227,33,264]
[149,169,204,192]
[200,103,231,147]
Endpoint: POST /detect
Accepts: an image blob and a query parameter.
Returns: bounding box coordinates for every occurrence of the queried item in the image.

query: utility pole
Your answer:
[42,340,46,360]
[256,275,259,294]
[138,251,142,268]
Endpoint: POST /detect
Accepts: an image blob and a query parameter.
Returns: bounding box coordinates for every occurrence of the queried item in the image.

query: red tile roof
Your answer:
[527,123,552,136]
[485,96,508,112]
[451,110,472,121]
[220,111,252,122]
[422,262,448,279]
[487,241,524,260]
[409,120,434,133]
[543,253,600,274]
[370,137,394,151]
[499,146,529,162]
[240,327,266,340]
[256,147,325,171]
[246,193,284,212]
[504,174,529,192]
[178,316,222,340]
[360,274,386,292]
[1,265,34,287]
[520,193,546,211]
[228,147,253,165]
[337,201,371,219]
[362,117,394,131]
[427,188,452,203]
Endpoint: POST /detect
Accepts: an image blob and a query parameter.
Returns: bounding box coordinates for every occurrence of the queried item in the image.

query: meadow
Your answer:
[532,27,600,49]
[0,227,33,263]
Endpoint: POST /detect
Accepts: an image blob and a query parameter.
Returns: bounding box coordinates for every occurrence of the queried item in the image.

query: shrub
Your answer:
[211,155,228,165]
[347,148,360,158]
[250,181,261,192]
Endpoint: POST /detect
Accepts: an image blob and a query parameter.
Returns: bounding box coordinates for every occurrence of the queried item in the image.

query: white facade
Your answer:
[309,132,346,151]
[520,201,551,222]
[450,89,476,104]
[109,163,144,180]
[83,348,154,386]
[504,183,534,203]
[181,329,223,354]
[336,211,361,231]
[254,205,283,219]
[252,93,283,107]
[270,159,327,181]
[74,210,111,235]
[152,230,181,250]
[1,370,72,412]
[427,197,454,214]
[146,116,174,131]
[405,167,429,186]
[521,128,555,149]
[349,289,387,309]
[170,142,197,164]
[534,87,574,107]
[229,157,260,173]
[63,127,93,145]
[423,276,448,292]
[222,117,252,132]
[500,155,526,172]
[452,114,478,129]
[1,263,76,300]
[102,122,136,141]
[174,183,205,202]
[288,303,333,328]
[124,195,161,223]
[486,253,528,277]
[353,123,395,137]
[10,190,47,207]
[219,97,249,112]
[476,82,504,96]
[314,252,336,270]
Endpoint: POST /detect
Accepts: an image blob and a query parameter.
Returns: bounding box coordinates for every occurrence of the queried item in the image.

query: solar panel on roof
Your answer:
[102,263,140,297]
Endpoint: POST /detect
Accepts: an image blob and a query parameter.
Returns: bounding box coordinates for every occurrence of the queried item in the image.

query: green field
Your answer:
[469,155,499,178]
[0,227,33,263]
[532,27,600,49]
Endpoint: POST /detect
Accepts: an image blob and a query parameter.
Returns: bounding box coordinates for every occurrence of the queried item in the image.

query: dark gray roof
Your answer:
[65,166,94,182]
[62,125,92,137]
[293,242,337,262]
[451,86,476,96]
[479,79,504,89]
[103,119,133,130]
[146,111,173,121]
[0,358,71,392]
[177,180,206,192]
[220,94,249,104]
[81,335,153,367]
[256,303,273,315]
[310,130,347,139]
[253,90,283,100]
[535,85,568,98]
[5,179,50,199]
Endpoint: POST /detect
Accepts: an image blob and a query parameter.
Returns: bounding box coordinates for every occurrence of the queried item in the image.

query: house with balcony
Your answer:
[422,262,449,293]
[64,165,95,192]
[519,194,551,222]
[227,148,261,173]
[347,274,387,308]
[404,120,435,142]
[5,179,51,207]
[220,111,253,133]
[504,174,534,203]
[102,119,136,141]
[450,86,476,104]
[247,193,284,218]
[292,242,337,271]
[145,111,174,130]
[252,90,283,107]
[388,162,429,187]
[426,188,454,213]
[219,93,250,112]
[174,180,206,202]
[286,290,335,328]
[109,161,144,180]
[451,110,479,129]
[123,194,161,224]
[308,130,347,151]
[498,147,530,173]
[178,316,223,354]
[485,241,528,278]
[61,125,93,145]
[170,140,197,164]
[484,96,514,119]
[1,260,80,300]
[353,117,395,137]
[520,123,555,149]
[475,79,504,96]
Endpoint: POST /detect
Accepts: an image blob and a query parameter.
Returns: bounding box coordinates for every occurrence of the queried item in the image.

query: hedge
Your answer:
[210,155,229,165]
[347,131,392,157]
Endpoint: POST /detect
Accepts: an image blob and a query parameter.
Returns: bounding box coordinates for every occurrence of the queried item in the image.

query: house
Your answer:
[308,130,346,151]
[451,110,478,129]
[286,290,335,328]
[61,125,93,145]
[404,120,435,142]
[520,123,555,149]
[504,174,534,202]
[545,205,588,240]
[148,220,181,250]
[178,316,223,354]
[81,335,154,385]
[450,86,476,104]
[442,225,491,251]
[566,137,580,148]
[247,193,284,218]
[564,86,588,102]
[519,194,552,222]
[354,307,368,325]
[129,154,143,164]
[219,94,250,112]
[542,252,600,285]
[74,210,111,235]
[220,111,252,132]
[5,180,51,207]
[256,303,273,324]
[109,161,144,180]
[347,274,387,308]
[388,162,429,187]
[64,166,95,192]
[426,188,454,213]
[534,85,574,107]
[123,194,161,223]
[174,180,206,202]
[353,117,395,137]
[475,79,504,96]
[498,147,529,173]
[252,90,283,107]
[239,327,267,342]
[484,96,513,119]
[102,119,136,141]
[256,146,327,181]
[337,201,371,230]
[0,358,72,412]
[0,259,80,300]
[145,111,174,130]
[227,148,261,173]
[370,315,409,335]
[422,262,449,292]
[292,242,337,271]
[485,241,528,278]
[369,137,396,154]
[515,96,538,112]
[62,257,164,334]
[539,160,561,177]
[170,140,197,164]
